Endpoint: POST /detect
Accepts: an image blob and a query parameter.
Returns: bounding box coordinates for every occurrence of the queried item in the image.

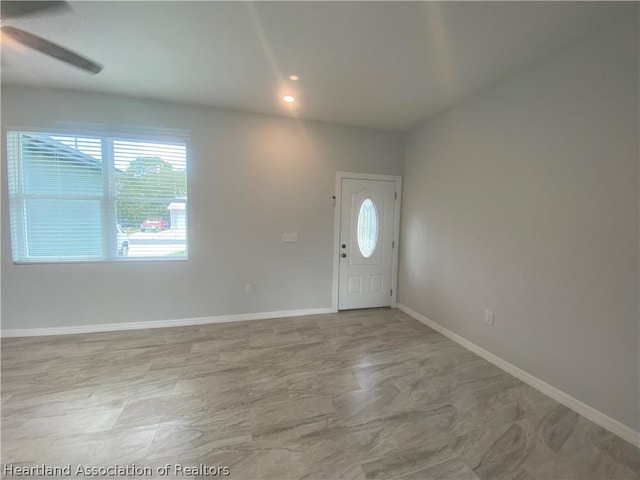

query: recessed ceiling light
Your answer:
[283,95,295,103]
[289,75,300,81]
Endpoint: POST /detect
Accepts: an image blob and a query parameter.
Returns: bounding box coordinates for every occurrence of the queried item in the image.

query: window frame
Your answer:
[4,126,190,265]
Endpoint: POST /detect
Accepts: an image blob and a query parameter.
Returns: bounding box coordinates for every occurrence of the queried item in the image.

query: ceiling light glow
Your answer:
[289,75,300,81]
[283,95,295,103]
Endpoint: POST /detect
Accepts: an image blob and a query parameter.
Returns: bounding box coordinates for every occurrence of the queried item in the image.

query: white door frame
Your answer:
[332,172,402,312]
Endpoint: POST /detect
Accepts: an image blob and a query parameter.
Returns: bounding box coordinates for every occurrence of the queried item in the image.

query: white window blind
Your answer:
[7,131,188,263]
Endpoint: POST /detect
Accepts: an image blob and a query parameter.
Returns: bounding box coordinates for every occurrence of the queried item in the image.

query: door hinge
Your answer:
[392,241,395,249]
[394,191,397,199]
[390,289,393,296]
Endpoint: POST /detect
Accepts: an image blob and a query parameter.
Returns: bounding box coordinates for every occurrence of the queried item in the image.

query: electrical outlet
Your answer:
[245,283,252,294]
[484,310,495,326]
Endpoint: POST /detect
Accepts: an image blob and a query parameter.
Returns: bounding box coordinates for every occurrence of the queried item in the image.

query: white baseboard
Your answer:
[1,307,335,338]
[396,303,640,448]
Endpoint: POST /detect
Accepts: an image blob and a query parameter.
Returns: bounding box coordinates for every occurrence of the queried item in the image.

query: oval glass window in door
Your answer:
[357,198,378,258]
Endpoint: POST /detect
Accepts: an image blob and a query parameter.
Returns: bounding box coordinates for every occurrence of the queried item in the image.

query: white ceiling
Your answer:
[1,1,635,131]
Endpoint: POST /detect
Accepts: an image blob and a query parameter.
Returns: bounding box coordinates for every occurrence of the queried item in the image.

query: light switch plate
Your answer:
[484,310,495,326]
[282,233,298,242]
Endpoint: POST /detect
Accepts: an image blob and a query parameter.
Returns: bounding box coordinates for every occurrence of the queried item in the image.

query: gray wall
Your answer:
[399,19,639,431]
[1,86,403,329]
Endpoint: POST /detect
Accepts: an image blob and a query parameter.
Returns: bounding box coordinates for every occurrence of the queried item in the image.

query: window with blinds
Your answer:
[7,131,188,263]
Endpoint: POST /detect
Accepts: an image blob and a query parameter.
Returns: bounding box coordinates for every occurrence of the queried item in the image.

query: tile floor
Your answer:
[2,309,638,479]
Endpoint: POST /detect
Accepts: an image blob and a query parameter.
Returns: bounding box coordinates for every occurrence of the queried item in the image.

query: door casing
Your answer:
[332,172,402,312]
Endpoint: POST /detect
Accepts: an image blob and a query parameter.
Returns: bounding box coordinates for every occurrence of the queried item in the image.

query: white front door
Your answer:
[338,178,396,310]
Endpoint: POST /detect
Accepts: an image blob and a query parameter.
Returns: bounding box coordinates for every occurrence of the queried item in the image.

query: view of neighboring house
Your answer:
[167,199,186,233]
[9,133,105,259]
[8,132,187,260]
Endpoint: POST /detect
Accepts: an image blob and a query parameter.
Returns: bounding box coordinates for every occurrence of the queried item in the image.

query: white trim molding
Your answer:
[397,303,640,448]
[332,171,402,312]
[1,307,334,338]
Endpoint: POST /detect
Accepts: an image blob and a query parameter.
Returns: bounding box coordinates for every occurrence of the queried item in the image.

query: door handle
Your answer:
[341,253,347,258]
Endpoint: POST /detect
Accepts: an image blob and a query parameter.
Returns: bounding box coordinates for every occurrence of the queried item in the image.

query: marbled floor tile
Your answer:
[2,308,638,479]
[379,406,460,452]
[250,395,339,442]
[15,340,109,363]
[367,330,445,354]
[173,366,251,394]
[360,438,463,480]
[4,361,153,395]
[248,331,315,349]
[146,407,251,460]
[318,312,370,326]
[2,388,94,417]
[427,457,483,480]
[454,410,639,480]
[174,372,290,410]
[513,470,538,480]
[2,424,158,466]
[2,406,124,438]
[218,341,332,368]
[199,441,305,480]
[469,422,532,479]
[448,373,524,415]
[352,359,421,391]
[286,367,363,397]
[79,328,167,346]
[1,436,52,465]
[290,424,378,480]
[586,423,640,473]
[43,425,159,466]
[163,326,212,346]
[395,368,458,408]
[331,385,434,429]
[271,316,324,336]
[87,376,180,403]
[214,321,274,340]
[247,365,292,391]
[1,359,52,376]
[353,335,454,369]
[410,457,481,480]
[144,347,220,370]
[4,372,178,413]
[144,438,306,479]
[403,345,483,380]
[190,336,249,354]
[448,385,537,436]
[85,343,192,366]
[144,356,236,381]
[515,408,640,480]
[328,334,388,358]
[112,393,214,429]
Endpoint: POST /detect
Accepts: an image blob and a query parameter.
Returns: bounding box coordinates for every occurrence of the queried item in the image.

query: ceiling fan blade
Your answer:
[1,26,102,74]
[1,1,69,19]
